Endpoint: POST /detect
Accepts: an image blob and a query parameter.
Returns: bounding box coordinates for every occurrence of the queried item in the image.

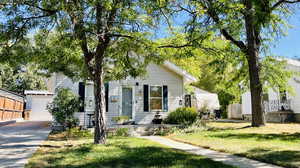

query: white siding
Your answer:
[74,112,88,126]
[287,64,300,113]
[48,63,185,125]
[106,81,121,125]
[105,63,184,125]
[268,88,280,101]
[53,73,79,95]
[242,92,252,115]
[132,64,184,124]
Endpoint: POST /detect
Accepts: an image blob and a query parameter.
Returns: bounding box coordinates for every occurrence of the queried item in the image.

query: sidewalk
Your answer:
[141,136,282,168]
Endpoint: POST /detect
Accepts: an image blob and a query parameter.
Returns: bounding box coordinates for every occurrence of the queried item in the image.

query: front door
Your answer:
[122,87,133,119]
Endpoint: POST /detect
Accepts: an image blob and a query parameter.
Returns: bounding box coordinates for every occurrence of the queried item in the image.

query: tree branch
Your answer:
[21,13,55,21]
[95,0,120,57]
[157,43,221,54]
[203,3,247,52]
[69,10,93,76]
[107,34,133,39]
[22,2,58,14]
[272,0,300,10]
[158,44,193,48]
[271,0,300,11]
[176,4,196,15]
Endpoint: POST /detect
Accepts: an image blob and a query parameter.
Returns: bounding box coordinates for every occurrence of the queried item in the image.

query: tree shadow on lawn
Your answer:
[29,138,234,168]
[206,125,252,132]
[210,132,300,142]
[242,148,300,168]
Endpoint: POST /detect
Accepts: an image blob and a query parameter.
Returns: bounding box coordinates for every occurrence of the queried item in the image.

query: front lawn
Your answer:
[169,122,300,168]
[25,130,234,168]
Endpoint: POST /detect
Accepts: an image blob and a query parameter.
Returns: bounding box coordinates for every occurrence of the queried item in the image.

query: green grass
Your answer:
[25,130,234,168]
[169,122,300,168]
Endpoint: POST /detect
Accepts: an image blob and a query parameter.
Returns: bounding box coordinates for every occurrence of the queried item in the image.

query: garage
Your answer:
[191,87,220,112]
[25,90,54,121]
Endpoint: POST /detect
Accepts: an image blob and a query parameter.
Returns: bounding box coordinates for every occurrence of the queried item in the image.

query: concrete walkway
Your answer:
[142,136,282,168]
[0,121,51,168]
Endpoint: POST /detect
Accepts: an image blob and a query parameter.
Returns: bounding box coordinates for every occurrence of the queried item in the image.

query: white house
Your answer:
[47,61,195,126]
[24,61,220,126]
[242,58,300,122]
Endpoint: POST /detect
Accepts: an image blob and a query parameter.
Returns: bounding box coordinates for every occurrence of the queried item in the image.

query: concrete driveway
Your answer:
[0,121,51,168]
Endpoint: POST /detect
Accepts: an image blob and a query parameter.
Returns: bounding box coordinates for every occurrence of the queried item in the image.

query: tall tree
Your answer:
[171,0,300,126]
[0,0,163,144]
[0,63,46,94]
[160,34,293,118]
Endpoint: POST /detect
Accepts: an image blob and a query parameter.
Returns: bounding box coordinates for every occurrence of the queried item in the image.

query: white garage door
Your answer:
[29,95,53,121]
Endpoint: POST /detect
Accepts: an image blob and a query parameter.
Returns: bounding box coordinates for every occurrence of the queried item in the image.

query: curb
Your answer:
[0,120,16,127]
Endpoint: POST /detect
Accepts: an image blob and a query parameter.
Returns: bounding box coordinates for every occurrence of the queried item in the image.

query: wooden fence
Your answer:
[0,90,24,121]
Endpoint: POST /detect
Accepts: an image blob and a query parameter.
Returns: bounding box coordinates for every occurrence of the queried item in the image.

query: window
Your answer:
[144,85,168,112]
[150,86,163,111]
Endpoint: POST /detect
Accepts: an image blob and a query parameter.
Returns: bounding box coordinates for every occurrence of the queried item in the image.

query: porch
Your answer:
[243,99,295,123]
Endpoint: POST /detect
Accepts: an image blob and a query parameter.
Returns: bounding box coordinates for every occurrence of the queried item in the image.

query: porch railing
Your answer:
[263,99,291,113]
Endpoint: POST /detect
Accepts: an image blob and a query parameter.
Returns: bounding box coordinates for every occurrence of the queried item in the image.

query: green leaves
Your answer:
[0,63,47,94]
[261,56,294,94]
[47,88,81,128]
[33,30,85,80]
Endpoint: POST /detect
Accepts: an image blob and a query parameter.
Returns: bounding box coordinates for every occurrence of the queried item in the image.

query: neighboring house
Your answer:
[190,87,220,111]
[242,58,300,122]
[45,61,198,126]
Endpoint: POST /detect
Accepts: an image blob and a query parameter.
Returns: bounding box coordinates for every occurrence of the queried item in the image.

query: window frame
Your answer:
[149,85,163,112]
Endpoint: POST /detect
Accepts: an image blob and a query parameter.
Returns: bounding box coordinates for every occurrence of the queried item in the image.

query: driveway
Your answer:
[0,121,51,168]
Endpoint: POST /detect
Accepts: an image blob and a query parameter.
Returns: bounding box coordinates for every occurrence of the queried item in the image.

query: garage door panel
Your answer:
[29,96,53,121]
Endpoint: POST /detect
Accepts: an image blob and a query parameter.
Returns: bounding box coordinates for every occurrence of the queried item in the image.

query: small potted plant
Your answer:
[112,115,130,124]
[152,111,163,124]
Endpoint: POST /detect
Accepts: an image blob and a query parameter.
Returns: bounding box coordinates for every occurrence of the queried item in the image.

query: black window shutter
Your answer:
[78,82,85,112]
[163,85,168,112]
[143,85,149,112]
[105,83,109,112]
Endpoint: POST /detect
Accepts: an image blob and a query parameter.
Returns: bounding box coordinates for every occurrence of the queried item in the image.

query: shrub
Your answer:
[164,107,198,126]
[152,126,178,136]
[47,88,81,129]
[115,128,130,136]
[112,116,130,124]
[66,127,93,138]
[179,119,208,134]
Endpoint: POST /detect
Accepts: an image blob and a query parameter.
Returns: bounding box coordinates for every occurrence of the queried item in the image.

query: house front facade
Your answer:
[242,58,300,122]
[47,61,197,126]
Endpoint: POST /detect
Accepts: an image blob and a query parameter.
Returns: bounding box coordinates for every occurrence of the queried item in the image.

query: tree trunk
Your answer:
[247,51,265,126]
[93,56,107,144]
[245,0,266,127]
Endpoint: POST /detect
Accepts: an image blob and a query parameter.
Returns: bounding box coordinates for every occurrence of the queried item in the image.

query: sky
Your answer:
[269,11,300,59]
[155,10,300,59]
